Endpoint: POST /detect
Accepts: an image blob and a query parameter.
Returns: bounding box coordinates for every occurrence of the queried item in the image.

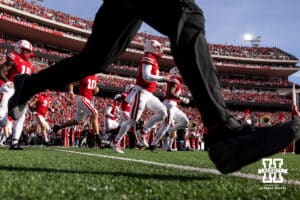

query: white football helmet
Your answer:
[144,39,163,58]
[114,94,122,101]
[169,66,181,79]
[15,40,33,59]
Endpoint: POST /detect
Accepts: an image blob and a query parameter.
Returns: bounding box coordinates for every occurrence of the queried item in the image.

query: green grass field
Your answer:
[0,146,299,200]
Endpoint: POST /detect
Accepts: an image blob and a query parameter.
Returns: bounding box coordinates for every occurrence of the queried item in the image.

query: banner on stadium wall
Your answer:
[288,71,300,86]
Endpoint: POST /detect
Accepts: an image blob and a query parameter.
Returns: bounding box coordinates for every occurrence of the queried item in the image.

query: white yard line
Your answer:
[53,148,300,186]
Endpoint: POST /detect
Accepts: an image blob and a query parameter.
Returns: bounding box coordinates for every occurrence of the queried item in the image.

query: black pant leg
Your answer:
[169,7,233,128]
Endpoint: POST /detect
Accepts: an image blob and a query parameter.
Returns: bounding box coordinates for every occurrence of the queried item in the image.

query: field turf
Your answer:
[0,146,299,200]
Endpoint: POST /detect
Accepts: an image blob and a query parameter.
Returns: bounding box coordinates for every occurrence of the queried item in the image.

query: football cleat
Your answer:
[53,125,62,133]
[139,130,149,148]
[110,141,124,154]
[9,143,24,150]
[149,145,158,153]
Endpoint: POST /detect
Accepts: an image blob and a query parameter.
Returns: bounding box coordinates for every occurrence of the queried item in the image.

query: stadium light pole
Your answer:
[243,34,261,47]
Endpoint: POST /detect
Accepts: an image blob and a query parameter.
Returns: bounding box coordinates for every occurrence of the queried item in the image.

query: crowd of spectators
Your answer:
[108,63,292,88]
[214,60,295,69]
[0,11,88,40]
[220,76,291,88]
[222,88,291,104]
[0,37,71,58]
[209,44,297,60]
[0,39,294,107]
[232,110,292,127]
[17,90,293,148]
[131,33,297,60]
[98,73,291,105]
[0,0,93,30]
[1,0,298,61]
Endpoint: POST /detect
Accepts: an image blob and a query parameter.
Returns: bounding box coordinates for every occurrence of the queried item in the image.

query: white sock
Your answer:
[151,126,168,146]
[12,110,26,145]
[27,133,34,144]
[115,120,134,142]
[0,135,6,143]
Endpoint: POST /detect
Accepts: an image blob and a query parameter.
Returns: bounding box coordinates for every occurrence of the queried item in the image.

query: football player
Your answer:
[0,40,34,150]
[52,74,100,143]
[111,39,169,153]
[28,91,51,145]
[149,67,189,151]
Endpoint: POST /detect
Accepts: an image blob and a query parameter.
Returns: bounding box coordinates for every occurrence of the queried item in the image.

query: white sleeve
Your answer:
[105,106,115,118]
[142,63,165,82]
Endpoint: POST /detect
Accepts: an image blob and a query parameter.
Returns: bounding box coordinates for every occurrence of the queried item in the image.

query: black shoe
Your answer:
[44,142,51,146]
[95,135,102,147]
[206,119,300,174]
[53,125,62,133]
[8,74,32,120]
[149,145,158,153]
[9,143,24,150]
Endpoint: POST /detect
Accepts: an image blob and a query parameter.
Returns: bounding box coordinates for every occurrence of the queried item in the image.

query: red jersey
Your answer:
[79,75,99,101]
[121,92,131,112]
[0,52,33,85]
[35,94,50,117]
[165,77,182,103]
[136,53,159,93]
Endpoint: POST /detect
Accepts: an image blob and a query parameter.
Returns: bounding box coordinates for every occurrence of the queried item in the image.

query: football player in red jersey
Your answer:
[111,39,169,153]
[28,91,51,145]
[0,40,34,150]
[149,67,189,151]
[52,74,100,141]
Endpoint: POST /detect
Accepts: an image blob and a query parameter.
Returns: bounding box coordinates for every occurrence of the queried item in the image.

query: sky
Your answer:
[40,0,300,63]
